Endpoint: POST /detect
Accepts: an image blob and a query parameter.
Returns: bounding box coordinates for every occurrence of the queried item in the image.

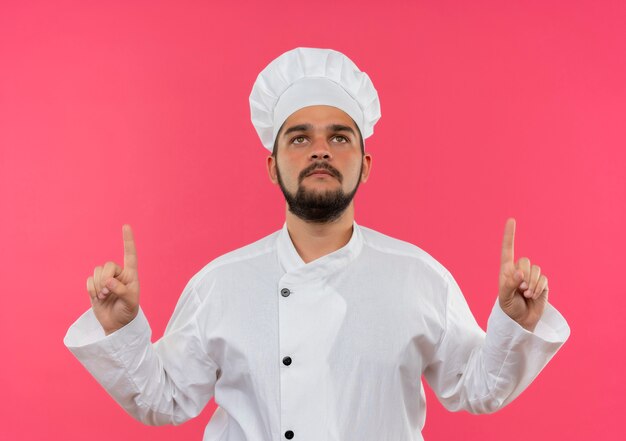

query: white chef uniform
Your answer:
[64,221,570,441]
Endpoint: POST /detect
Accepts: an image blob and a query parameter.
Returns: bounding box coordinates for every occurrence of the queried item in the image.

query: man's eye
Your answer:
[292,136,306,144]
[333,135,348,143]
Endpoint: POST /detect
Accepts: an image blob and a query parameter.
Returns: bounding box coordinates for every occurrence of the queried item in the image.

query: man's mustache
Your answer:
[298,162,343,183]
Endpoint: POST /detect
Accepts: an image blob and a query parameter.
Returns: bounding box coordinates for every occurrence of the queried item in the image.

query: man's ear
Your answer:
[267,154,278,184]
[360,153,372,183]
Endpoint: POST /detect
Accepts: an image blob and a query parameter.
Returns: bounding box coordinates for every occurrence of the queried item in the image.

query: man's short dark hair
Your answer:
[271,120,365,157]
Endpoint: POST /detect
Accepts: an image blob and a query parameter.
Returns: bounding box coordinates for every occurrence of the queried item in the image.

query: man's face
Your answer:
[266,105,372,223]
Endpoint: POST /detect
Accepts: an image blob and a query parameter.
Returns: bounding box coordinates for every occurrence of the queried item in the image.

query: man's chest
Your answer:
[200,271,445,384]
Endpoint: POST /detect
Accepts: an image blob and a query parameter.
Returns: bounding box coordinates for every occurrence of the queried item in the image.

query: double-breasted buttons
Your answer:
[280,284,293,439]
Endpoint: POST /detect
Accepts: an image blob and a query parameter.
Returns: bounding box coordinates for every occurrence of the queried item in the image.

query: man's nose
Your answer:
[309,137,332,160]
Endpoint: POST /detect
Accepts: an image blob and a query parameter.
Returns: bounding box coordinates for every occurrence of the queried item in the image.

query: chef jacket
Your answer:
[64,221,570,441]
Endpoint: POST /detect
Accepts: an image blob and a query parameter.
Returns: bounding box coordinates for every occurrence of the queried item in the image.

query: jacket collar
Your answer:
[277,220,364,283]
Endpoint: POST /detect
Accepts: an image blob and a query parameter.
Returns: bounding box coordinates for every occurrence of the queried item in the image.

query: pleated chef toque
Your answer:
[249,47,381,152]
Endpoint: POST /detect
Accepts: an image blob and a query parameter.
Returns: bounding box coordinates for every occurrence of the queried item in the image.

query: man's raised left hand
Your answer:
[498,218,549,332]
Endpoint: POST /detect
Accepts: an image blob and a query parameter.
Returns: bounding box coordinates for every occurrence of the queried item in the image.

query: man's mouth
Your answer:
[307,169,334,177]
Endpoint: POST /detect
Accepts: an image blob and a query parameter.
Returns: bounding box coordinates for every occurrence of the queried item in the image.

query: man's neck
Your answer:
[284,204,355,264]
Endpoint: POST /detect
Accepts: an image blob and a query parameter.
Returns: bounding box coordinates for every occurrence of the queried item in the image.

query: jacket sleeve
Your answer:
[422,271,570,414]
[63,281,219,426]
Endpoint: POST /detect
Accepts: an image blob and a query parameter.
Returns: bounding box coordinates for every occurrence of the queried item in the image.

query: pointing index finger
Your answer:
[500,218,516,266]
[122,224,138,271]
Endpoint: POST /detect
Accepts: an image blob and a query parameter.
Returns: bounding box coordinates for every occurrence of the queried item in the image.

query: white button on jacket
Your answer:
[64,222,570,440]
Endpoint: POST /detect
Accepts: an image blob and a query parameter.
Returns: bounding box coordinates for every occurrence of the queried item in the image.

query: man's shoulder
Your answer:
[190,228,281,285]
[358,224,451,280]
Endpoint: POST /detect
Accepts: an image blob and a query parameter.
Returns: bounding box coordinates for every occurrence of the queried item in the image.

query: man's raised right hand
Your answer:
[86,224,140,335]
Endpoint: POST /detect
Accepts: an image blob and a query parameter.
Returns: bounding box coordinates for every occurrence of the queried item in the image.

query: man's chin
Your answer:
[297,188,343,201]
[287,203,350,223]
[300,179,340,190]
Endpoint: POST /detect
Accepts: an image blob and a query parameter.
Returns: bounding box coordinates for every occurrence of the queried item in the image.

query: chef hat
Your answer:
[249,47,381,152]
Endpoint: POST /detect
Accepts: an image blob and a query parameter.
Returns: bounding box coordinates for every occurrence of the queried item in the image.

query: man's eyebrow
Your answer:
[282,123,356,137]
[283,124,313,137]
[327,124,356,136]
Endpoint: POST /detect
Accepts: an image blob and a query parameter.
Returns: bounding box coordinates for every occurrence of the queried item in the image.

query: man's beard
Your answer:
[276,160,362,223]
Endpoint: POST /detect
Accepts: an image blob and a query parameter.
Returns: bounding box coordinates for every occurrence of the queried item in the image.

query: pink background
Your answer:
[1,0,624,440]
